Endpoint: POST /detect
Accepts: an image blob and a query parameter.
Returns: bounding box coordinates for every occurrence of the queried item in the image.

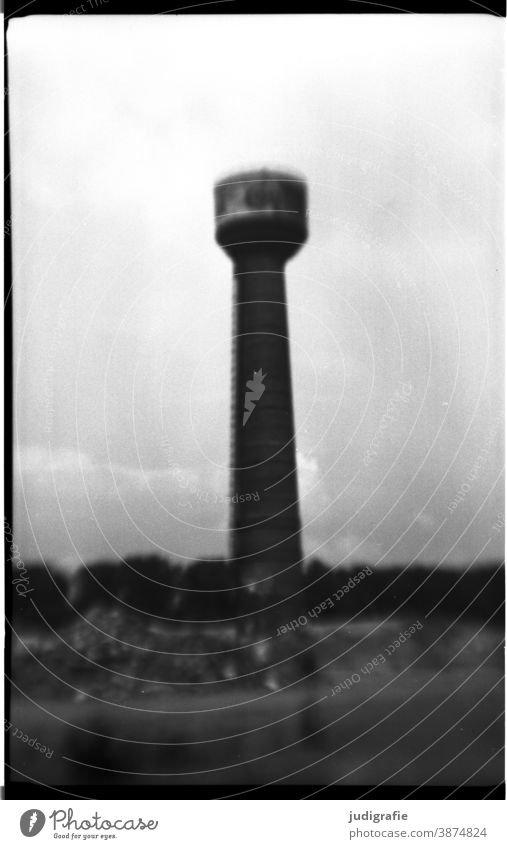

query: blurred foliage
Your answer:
[10,555,504,634]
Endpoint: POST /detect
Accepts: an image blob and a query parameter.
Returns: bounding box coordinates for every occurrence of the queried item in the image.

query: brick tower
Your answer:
[214,169,308,638]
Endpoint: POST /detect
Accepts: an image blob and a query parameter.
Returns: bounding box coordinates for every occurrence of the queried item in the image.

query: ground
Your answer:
[8,615,504,790]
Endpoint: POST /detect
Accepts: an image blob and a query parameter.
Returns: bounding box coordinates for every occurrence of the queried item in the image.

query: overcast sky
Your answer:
[9,14,503,570]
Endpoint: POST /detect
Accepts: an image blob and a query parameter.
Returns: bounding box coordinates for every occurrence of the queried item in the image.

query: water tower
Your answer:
[214,169,308,640]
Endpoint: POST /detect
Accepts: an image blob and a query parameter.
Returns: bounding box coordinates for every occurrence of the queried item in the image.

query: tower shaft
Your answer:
[231,252,302,590]
[214,169,308,630]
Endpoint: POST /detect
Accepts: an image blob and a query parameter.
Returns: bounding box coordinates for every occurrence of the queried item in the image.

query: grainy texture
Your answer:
[215,171,308,633]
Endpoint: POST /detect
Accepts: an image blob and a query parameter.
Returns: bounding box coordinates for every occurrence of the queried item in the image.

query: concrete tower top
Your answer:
[214,168,308,262]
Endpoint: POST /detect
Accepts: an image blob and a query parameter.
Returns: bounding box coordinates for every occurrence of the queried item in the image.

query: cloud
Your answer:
[296,450,320,499]
[14,444,231,567]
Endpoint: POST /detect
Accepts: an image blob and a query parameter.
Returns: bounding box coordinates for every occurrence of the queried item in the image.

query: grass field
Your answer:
[8,617,504,789]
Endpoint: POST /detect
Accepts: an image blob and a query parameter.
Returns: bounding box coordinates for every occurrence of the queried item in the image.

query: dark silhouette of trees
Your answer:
[10,561,71,634]
[11,556,504,636]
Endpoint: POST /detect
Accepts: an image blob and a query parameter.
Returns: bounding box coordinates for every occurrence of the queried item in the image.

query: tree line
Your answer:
[9,554,504,635]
